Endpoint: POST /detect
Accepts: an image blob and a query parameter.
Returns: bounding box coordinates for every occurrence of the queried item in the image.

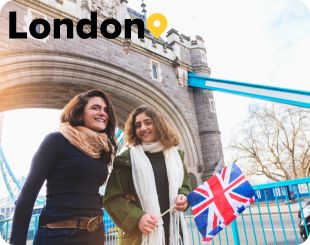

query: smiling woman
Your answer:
[9,89,117,245]
[103,105,192,245]
[134,113,157,143]
[81,97,109,133]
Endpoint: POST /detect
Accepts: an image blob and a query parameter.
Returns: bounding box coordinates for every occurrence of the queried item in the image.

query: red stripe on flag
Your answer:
[221,166,227,179]
[195,187,210,197]
[250,197,255,204]
[203,237,212,242]
[213,213,218,228]
[209,175,235,223]
[224,175,245,192]
[229,192,248,203]
[192,198,213,215]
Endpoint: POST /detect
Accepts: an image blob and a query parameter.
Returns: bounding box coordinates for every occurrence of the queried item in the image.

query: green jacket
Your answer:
[102,149,192,245]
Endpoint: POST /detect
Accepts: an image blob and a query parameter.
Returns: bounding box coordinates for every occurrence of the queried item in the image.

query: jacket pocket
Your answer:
[118,229,141,245]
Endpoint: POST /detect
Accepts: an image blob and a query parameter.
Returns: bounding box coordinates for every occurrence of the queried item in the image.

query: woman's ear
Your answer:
[77,114,84,124]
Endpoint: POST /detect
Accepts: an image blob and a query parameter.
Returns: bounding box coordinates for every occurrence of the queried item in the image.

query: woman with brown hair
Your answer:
[10,89,117,245]
[103,105,191,245]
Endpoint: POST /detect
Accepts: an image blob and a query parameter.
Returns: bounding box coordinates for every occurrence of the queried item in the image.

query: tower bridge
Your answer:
[1,1,309,244]
[0,0,225,190]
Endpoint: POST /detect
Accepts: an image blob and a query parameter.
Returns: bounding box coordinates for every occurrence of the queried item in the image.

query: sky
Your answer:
[0,0,310,199]
[131,0,309,167]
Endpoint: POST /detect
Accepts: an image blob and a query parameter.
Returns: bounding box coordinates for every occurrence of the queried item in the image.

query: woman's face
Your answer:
[135,112,157,143]
[81,96,109,132]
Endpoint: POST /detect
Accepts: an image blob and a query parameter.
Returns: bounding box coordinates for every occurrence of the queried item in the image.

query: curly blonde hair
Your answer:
[124,106,179,149]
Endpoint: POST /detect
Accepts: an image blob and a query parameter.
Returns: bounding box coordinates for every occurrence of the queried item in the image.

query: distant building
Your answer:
[0,197,15,218]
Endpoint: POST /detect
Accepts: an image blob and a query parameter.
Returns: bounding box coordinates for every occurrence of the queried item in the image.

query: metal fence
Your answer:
[199,177,310,245]
[1,177,310,244]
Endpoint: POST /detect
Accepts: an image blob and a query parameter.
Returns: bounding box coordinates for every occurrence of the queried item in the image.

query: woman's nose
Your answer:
[141,124,147,130]
[99,109,107,116]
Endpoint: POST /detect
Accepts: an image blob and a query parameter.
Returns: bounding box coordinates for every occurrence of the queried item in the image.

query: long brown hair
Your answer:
[61,89,117,152]
[124,105,179,149]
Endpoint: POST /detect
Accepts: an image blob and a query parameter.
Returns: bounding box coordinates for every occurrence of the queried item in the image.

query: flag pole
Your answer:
[161,205,175,217]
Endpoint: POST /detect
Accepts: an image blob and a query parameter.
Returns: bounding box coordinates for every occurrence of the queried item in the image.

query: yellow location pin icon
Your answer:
[147,13,167,38]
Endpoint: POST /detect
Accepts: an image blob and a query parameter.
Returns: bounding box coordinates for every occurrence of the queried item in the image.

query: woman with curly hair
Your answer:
[103,105,191,245]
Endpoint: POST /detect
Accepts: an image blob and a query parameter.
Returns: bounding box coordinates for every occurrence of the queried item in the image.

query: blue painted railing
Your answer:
[206,177,310,244]
[1,177,310,244]
[0,210,117,243]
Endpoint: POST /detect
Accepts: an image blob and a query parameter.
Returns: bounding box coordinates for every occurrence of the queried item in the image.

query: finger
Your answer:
[144,226,154,234]
[176,195,186,202]
[175,203,185,208]
[145,220,157,227]
[174,205,181,210]
[148,217,157,223]
[145,224,156,231]
[148,220,157,226]
[177,194,185,200]
[175,200,186,206]
[175,204,186,211]
[146,220,156,227]
[175,206,183,211]
[150,215,158,221]
[175,202,185,208]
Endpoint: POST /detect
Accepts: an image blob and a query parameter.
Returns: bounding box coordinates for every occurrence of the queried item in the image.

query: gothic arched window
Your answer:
[152,63,158,80]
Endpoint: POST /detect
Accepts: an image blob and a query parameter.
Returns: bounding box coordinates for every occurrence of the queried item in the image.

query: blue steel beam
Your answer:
[188,72,310,108]
[0,145,45,205]
[0,145,22,202]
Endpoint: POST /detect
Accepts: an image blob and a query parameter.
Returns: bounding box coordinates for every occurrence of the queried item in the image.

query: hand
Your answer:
[174,194,188,211]
[138,214,158,234]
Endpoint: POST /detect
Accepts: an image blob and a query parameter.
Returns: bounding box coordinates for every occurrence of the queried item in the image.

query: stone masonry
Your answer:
[0,0,224,184]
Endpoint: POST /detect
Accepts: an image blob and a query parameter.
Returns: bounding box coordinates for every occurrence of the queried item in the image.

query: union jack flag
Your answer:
[187,163,255,242]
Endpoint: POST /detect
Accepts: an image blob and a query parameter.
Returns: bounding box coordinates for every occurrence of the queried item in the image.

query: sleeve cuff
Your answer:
[122,207,144,233]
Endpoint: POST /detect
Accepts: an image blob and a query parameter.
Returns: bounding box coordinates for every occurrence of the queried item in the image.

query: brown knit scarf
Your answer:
[60,122,111,159]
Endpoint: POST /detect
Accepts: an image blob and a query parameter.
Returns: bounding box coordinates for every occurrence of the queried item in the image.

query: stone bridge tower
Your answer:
[0,0,224,184]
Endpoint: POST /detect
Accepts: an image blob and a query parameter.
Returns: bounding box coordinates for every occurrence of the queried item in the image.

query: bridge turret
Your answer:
[166,28,192,64]
[190,36,225,181]
[190,35,209,73]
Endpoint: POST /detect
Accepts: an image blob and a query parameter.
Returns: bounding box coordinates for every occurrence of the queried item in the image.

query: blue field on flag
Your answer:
[187,163,255,242]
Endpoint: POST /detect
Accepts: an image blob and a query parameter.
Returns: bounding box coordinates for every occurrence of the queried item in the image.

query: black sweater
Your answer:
[10,132,109,245]
[145,152,170,244]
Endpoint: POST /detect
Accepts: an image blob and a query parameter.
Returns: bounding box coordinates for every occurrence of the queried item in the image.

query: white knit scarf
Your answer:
[130,142,189,245]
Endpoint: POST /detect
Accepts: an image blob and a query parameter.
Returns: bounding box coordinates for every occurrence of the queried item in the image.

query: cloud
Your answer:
[300,0,310,11]
[261,0,310,89]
